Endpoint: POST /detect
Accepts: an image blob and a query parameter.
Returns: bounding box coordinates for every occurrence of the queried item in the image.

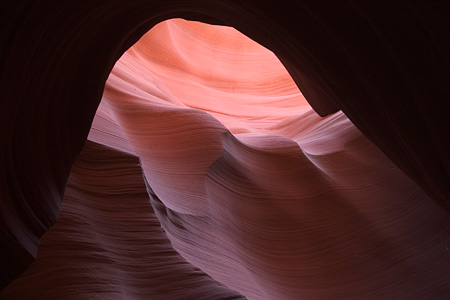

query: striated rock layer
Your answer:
[1,2,450,300]
[1,140,246,299]
[86,20,450,299]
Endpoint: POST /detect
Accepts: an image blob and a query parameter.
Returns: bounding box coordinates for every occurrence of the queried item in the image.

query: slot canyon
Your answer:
[1,2,450,299]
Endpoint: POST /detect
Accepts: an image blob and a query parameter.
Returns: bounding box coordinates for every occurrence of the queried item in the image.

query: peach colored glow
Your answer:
[97,18,311,137]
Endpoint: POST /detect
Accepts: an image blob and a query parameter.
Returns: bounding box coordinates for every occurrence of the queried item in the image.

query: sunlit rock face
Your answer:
[1,2,450,300]
[90,19,313,216]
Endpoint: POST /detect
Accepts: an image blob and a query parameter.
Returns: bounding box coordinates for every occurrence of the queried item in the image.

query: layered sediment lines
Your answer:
[2,18,450,299]
[0,140,245,300]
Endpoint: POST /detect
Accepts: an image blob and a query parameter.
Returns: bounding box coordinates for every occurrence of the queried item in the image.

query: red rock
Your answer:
[1,3,450,299]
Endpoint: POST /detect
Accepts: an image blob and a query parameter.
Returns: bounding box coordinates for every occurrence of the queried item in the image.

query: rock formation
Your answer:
[1,2,450,299]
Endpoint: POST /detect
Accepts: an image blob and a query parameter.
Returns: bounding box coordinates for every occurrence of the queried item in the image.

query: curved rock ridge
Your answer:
[91,19,313,217]
[1,2,450,299]
[0,140,246,300]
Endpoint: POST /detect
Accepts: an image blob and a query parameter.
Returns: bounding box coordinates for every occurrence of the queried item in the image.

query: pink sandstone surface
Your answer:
[1,2,450,300]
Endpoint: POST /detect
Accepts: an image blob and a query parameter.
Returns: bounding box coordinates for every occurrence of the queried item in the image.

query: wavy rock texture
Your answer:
[1,140,245,299]
[1,2,450,300]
